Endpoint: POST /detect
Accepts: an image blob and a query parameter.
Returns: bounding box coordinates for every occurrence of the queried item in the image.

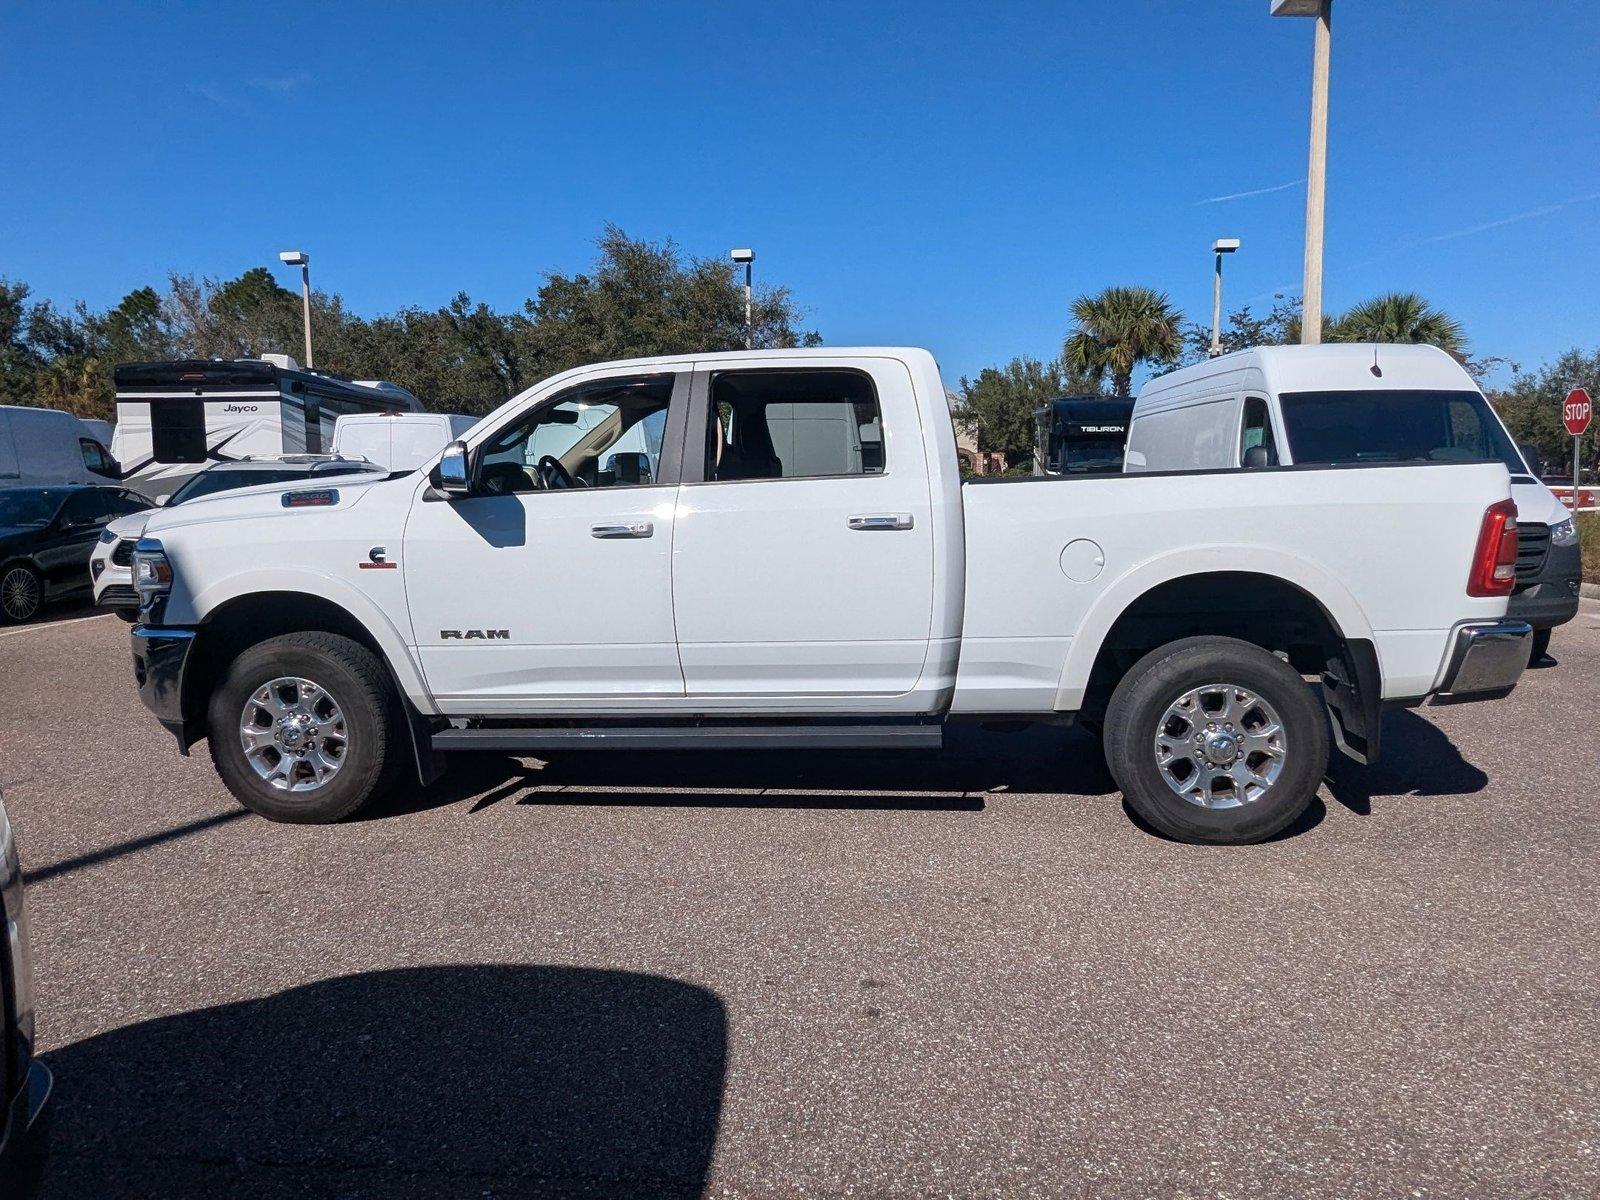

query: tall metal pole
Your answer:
[1300,0,1332,344]
[299,261,315,368]
[743,261,753,350]
[1210,251,1225,356]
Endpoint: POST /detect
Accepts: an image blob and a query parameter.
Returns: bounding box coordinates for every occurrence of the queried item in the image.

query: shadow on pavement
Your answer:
[371,721,1117,819]
[23,809,250,887]
[1323,708,1489,817]
[31,965,727,1200]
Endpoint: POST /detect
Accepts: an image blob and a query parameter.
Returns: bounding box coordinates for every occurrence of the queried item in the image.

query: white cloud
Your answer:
[1196,179,1305,205]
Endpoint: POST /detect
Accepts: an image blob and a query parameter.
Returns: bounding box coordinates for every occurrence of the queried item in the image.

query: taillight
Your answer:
[1467,498,1518,597]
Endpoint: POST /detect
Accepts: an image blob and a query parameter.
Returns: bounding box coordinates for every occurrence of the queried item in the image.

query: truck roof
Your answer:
[1137,343,1478,415]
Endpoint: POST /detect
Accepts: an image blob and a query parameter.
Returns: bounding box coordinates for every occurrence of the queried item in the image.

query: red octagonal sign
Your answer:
[1564,387,1593,437]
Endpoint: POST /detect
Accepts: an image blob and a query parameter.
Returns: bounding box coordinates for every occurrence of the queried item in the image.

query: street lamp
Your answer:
[730,248,754,350]
[1210,238,1241,357]
[277,249,314,368]
[1272,0,1332,345]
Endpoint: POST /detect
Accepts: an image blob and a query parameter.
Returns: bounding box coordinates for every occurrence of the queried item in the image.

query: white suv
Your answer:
[92,456,381,617]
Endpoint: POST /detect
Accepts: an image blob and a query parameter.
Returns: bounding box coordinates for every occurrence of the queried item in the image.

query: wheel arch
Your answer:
[1059,554,1384,763]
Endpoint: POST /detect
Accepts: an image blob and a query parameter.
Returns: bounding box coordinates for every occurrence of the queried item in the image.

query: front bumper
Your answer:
[131,626,198,747]
[1431,619,1533,704]
[1508,540,1582,630]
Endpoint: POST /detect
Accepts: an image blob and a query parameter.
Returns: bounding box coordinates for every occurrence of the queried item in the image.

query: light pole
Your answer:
[1210,238,1241,357]
[1272,0,1332,345]
[278,250,314,368]
[730,248,754,349]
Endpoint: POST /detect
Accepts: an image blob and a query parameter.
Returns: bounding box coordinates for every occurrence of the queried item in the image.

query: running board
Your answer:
[432,724,944,753]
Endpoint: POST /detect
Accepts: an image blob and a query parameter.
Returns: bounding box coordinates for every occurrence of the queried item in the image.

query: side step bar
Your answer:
[432,724,944,753]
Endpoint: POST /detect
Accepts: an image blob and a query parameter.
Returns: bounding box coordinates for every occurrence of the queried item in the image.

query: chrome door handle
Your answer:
[847,513,914,531]
[590,521,654,539]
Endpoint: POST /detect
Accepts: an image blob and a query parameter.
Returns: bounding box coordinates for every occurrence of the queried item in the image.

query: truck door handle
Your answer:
[847,513,914,531]
[590,521,654,539]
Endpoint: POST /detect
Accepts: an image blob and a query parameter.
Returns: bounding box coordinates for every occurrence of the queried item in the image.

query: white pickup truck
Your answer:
[129,348,1532,843]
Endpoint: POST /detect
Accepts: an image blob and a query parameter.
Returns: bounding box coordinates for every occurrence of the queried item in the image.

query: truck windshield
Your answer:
[1278,390,1523,472]
[1056,434,1127,473]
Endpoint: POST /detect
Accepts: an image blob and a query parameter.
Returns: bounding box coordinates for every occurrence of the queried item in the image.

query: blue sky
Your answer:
[4,1,1597,389]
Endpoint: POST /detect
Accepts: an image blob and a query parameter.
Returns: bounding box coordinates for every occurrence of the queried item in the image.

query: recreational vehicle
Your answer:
[111,355,420,501]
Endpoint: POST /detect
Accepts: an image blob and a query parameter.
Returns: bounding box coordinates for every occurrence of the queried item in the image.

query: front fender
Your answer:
[188,567,437,715]
[1053,544,1374,709]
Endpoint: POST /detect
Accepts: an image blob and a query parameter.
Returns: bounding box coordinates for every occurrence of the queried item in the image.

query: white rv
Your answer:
[0,406,120,487]
[331,411,478,473]
[111,354,420,501]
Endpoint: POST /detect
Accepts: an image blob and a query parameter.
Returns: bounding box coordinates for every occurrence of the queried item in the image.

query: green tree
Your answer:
[1489,347,1600,480]
[0,280,46,406]
[1063,286,1183,395]
[1182,296,1301,364]
[1326,291,1467,358]
[954,356,1090,467]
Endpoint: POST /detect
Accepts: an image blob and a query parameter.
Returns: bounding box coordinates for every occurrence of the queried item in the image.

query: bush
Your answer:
[1579,512,1600,584]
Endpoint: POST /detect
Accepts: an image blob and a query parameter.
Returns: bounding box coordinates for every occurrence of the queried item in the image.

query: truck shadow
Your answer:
[378,722,1118,818]
[29,965,726,1200]
[1322,708,1489,817]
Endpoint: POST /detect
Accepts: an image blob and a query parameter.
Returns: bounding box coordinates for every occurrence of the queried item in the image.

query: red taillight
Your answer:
[1467,498,1519,597]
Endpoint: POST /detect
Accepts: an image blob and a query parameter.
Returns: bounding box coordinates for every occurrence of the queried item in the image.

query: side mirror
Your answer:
[431,440,472,497]
[1518,443,1544,479]
[1243,445,1278,469]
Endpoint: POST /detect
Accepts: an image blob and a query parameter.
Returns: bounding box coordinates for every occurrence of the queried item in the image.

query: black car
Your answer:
[0,486,150,623]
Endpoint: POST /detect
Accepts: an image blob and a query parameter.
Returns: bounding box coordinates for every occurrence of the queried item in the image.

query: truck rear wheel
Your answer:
[207,632,404,824]
[1104,636,1328,844]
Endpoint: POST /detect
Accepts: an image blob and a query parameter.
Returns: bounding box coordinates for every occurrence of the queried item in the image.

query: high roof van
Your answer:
[1125,343,1580,659]
[0,405,120,488]
[331,411,477,473]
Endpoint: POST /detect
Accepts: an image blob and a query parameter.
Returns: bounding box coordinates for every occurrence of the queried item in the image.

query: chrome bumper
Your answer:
[131,626,198,747]
[1432,620,1533,703]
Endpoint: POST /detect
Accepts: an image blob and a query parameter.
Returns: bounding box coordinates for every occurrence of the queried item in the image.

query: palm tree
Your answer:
[1063,286,1184,396]
[1327,292,1467,358]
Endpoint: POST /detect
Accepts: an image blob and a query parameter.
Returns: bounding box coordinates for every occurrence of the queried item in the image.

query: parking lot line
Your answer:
[0,612,117,641]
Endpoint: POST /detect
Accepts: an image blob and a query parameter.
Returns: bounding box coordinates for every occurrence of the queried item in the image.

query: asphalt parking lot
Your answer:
[2,604,1597,1198]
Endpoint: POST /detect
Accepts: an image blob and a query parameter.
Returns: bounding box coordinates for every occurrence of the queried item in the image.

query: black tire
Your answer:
[207,632,405,823]
[0,563,43,623]
[1103,636,1329,845]
[1530,627,1552,664]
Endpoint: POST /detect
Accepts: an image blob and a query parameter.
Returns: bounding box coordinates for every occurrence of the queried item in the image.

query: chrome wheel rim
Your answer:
[239,677,349,793]
[1154,682,1286,809]
[1,568,39,621]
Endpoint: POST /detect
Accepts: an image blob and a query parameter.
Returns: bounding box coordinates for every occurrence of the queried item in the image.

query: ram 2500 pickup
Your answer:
[129,348,1532,844]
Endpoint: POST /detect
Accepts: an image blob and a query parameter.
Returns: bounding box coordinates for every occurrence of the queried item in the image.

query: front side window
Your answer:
[1239,396,1278,464]
[80,438,117,477]
[151,398,207,463]
[1278,390,1522,471]
[704,369,883,481]
[59,489,116,527]
[476,375,673,494]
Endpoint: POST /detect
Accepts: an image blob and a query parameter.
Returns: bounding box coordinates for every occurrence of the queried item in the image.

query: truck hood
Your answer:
[142,473,395,537]
[105,510,155,540]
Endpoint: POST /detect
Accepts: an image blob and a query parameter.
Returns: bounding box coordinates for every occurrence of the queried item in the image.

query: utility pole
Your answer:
[1273,0,1333,344]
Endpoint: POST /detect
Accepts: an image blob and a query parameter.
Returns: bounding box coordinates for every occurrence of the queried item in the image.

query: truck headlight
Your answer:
[1550,517,1578,547]
[132,538,173,602]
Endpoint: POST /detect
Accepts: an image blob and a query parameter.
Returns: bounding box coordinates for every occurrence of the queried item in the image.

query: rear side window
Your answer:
[705,370,884,481]
[151,398,207,463]
[1239,397,1278,464]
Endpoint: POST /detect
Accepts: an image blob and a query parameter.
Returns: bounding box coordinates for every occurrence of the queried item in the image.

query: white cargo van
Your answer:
[0,406,120,487]
[331,411,477,473]
[1125,344,1581,658]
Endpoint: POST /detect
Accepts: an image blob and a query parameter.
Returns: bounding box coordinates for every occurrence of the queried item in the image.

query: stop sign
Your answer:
[1564,387,1593,437]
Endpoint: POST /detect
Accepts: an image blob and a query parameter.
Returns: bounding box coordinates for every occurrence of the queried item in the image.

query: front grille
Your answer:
[1515,521,1550,581]
[110,539,135,567]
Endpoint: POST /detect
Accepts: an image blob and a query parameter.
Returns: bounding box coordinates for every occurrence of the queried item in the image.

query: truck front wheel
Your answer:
[1104,636,1329,844]
[207,632,404,823]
